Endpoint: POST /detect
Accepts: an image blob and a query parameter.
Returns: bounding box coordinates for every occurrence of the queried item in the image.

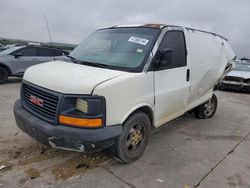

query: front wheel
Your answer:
[0,67,8,84]
[195,94,218,119]
[111,111,151,163]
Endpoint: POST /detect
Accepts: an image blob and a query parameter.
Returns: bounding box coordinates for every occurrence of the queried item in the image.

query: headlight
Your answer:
[76,99,88,113]
[59,96,105,128]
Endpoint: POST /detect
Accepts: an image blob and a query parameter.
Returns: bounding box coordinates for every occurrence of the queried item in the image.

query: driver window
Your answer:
[158,31,186,69]
[17,47,37,56]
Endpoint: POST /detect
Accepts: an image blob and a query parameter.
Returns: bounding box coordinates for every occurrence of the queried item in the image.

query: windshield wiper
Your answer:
[66,55,80,63]
[66,56,107,68]
[77,60,109,68]
[66,56,130,71]
[80,61,132,71]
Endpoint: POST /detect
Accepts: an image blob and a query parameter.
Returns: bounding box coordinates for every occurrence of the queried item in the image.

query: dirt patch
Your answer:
[18,147,73,166]
[2,142,73,166]
[1,139,111,181]
[4,142,44,159]
[179,130,243,141]
[226,174,244,187]
[0,138,17,144]
[51,151,110,180]
[25,168,40,179]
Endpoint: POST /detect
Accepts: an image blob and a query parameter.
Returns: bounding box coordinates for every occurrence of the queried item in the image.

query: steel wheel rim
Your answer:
[204,99,215,116]
[126,123,145,153]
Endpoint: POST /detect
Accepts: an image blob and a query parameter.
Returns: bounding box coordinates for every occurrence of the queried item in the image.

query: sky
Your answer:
[0,0,249,57]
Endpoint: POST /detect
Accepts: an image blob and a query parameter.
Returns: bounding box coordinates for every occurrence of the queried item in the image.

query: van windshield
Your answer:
[69,27,160,72]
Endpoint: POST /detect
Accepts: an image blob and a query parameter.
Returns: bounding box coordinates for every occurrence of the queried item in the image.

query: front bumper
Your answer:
[14,100,122,152]
[220,82,250,92]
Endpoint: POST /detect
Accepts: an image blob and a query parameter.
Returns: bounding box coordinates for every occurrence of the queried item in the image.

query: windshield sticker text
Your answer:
[128,36,149,45]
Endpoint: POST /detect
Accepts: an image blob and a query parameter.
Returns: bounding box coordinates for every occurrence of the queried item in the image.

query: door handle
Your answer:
[186,69,190,81]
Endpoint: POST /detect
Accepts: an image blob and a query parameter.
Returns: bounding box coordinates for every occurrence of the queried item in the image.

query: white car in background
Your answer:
[220,62,250,92]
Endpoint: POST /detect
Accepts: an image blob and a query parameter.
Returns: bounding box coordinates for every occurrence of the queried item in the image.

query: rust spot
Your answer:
[143,23,167,29]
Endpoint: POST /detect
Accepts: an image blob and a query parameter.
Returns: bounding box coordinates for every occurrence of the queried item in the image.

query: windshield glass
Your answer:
[233,63,250,72]
[69,28,160,71]
[0,46,23,55]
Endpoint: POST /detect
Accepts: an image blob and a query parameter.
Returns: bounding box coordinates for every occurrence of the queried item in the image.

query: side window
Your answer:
[38,48,55,56]
[54,50,68,56]
[18,47,37,56]
[63,51,69,56]
[158,31,186,69]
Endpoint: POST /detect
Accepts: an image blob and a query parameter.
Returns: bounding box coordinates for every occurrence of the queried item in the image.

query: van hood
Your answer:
[24,61,128,94]
[227,70,250,79]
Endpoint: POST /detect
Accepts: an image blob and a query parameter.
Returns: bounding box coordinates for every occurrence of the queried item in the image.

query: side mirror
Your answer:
[15,53,23,58]
[158,48,173,66]
[155,48,173,68]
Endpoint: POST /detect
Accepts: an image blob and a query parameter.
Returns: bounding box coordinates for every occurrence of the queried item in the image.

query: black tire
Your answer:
[195,94,218,119]
[111,111,151,163]
[0,67,8,84]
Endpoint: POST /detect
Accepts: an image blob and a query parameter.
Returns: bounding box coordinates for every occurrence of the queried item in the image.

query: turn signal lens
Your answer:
[59,115,102,128]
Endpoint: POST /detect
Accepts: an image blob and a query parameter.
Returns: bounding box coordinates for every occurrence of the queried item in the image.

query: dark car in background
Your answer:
[220,62,250,92]
[0,45,69,84]
[0,44,7,52]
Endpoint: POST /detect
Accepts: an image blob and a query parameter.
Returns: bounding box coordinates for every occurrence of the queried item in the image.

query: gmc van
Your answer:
[14,24,235,163]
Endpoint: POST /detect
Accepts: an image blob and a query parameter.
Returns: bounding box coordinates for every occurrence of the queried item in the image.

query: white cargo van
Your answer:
[14,24,235,163]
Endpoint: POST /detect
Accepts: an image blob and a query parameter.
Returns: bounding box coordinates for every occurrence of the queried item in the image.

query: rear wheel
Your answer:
[111,111,151,163]
[0,67,8,84]
[195,94,218,119]
[194,94,218,119]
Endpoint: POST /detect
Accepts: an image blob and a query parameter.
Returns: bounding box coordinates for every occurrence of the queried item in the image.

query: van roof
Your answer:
[112,23,167,29]
[112,23,228,41]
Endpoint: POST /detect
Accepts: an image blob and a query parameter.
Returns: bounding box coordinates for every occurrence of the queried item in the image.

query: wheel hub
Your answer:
[204,99,214,116]
[126,126,143,150]
[131,129,142,145]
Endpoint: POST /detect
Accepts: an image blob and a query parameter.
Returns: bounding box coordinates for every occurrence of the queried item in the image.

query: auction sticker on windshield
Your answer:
[128,36,149,45]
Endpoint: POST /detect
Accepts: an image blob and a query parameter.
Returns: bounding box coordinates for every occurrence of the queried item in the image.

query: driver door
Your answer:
[11,47,38,75]
[154,30,190,127]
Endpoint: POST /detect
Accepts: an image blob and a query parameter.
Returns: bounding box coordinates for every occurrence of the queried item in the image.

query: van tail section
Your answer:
[215,61,234,89]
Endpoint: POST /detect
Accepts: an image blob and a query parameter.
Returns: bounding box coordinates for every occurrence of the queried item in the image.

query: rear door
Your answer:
[154,30,190,127]
[11,47,38,75]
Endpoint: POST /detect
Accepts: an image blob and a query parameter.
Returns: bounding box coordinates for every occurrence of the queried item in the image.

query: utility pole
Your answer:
[44,14,52,44]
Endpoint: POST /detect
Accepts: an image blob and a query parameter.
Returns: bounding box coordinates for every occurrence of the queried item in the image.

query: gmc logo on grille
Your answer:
[30,95,44,107]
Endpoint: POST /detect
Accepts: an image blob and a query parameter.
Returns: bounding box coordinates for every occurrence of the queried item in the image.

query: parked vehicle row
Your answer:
[0,44,7,52]
[14,24,235,163]
[0,45,69,84]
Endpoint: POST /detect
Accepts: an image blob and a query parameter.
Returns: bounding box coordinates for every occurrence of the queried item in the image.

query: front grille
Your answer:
[22,83,61,123]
